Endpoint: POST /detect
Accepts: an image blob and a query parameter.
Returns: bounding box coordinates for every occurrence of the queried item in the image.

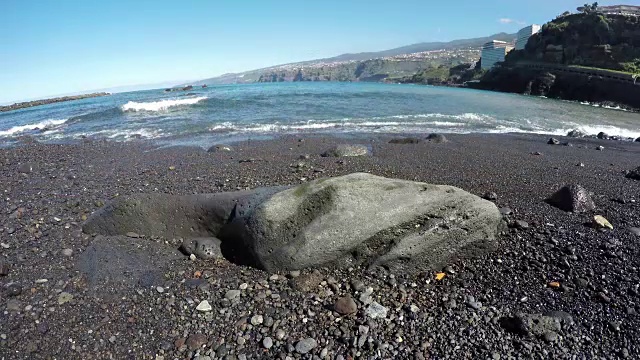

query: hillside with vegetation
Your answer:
[473,8,640,109]
[193,33,514,85]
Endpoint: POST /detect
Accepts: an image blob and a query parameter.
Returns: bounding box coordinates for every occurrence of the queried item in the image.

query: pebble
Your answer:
[499,207,512,216]
[189,254,197,261]
[57,292,74,305]
[0,261,9,276]
[186,333,208,350]
[225,290,241,300]
[262,337,273,349]
[350,279,365,292]
[295,338,318,354]
[250,315,264,326]
[629,227,640,236]
[483,192,498,200]
[239,283,248,290]
[334,296,358,315]
[156,286,165,293]
[543,331,558,343]
[5,283,22,297]
[126,232,140,238]
[0,243,9,249]
[35,279,48,284]
[365,302,388,319]
[196,300,212,312]
[275,329,286,340]
[61,248,73,257]
[359,287,374,304]
[596,146,604,151]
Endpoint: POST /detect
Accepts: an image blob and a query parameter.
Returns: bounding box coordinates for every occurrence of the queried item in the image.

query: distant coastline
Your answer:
[0,92,110,112]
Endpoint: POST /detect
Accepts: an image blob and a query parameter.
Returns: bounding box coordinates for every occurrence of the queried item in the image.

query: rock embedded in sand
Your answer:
[223,173,502,273]
[597,132,609,139]
[426,133,447,143]
[207,145,232,152]
[321,144,370,157]
[295,338,318,354]
[547,138,560,145]
[546,184,596,213]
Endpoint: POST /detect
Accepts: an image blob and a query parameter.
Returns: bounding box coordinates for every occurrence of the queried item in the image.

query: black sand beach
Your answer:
[1,133,639,359]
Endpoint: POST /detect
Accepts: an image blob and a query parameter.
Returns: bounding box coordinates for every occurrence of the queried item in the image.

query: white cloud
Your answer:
[499,18,526,25]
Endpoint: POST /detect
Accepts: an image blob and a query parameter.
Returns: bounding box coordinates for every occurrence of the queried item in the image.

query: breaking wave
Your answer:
[121,97,208,112]
[0,119,68,136]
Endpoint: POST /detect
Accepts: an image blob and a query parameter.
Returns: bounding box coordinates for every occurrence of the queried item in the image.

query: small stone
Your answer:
[596,146,604,151]
[61,248,73,257]
[548,281,561,289]
[5,283,22,296]
[189,254,196,261]
[289,270,301,278]
[0,243,8,249]
[577,163,585,167]
[334,296,358,315]
[262,337,273,349]
[547,138,560,145]
[409,304,420,313]
[275,329,286,340]
[597,292,611,303]
[482,192,497,201]
[186,333,208,350]
[156,286,165,293]
[609,321,621,331]
[35,279,48,284]
[269,274,279,281]
[225,290,241,300]
[295,338,318,354]
[593,215,613,230]
[514,220,529,229]
[499,207,512,216]
[0,261,9,276]
[57,292,74,305]
[239,283,248,290]
[350,279,365,292]
[251,315,264,326]
[365,302,388,319]
[543,331,558,343]
[126,232,140,238]
[426,133,447,143]
[196,300,212,312]
[629,227,640,236]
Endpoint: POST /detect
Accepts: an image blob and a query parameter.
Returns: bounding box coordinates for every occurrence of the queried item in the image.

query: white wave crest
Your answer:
[558,125,640,139]
[0,119,68,136]
[121,97,208,112]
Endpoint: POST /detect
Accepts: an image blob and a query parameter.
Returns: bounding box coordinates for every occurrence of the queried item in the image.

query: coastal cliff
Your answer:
[0,92,110,112]
[473,12,640,109]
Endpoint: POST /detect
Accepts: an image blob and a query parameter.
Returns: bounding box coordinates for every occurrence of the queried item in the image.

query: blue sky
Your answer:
[0,0,615,103]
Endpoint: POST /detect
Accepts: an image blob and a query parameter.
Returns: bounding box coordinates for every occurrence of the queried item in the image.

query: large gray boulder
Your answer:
[221,173,503,272]
[321,144,370,157]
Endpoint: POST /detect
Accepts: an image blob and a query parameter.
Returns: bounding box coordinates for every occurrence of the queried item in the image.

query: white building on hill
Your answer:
[515,24,541,50]
[481,40,513,70]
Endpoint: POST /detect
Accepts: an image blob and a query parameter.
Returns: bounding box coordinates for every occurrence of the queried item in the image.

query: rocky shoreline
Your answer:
[1,133,639,359]
[0,92,110,113]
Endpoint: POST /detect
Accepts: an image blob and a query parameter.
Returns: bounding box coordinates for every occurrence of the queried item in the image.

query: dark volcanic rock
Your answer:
[83,188,285,239]
[501,313,562,337]
[567,129,586,137]
[17,163,34,174]
[389,137,422,144]
[207,145,232,152]
[334,296,358,315]
[0,261,9,276]
[597,132,609,139]
[626,166,640,180]
[635,137,640,142]
[321,144,370,157]
[546,184,596,213]
[547,138,560,145]
[482,192,498,201]
[221,173,502,272]
[426,133,448,143]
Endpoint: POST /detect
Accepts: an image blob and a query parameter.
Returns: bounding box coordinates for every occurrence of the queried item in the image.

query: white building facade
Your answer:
[515,24,541,50]
[481,40,513,70]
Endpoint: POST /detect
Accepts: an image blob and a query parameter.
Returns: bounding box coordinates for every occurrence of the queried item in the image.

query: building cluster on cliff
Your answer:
[480,4,640,70]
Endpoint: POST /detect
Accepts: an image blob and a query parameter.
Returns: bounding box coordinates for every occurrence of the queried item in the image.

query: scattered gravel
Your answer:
[0,133,639,359]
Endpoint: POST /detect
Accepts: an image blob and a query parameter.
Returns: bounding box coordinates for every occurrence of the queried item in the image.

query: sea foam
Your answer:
[0,119,68,136]
[121,97,208,112]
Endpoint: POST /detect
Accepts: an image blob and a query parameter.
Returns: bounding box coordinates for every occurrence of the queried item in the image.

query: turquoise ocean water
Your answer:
[1,82,639,147]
